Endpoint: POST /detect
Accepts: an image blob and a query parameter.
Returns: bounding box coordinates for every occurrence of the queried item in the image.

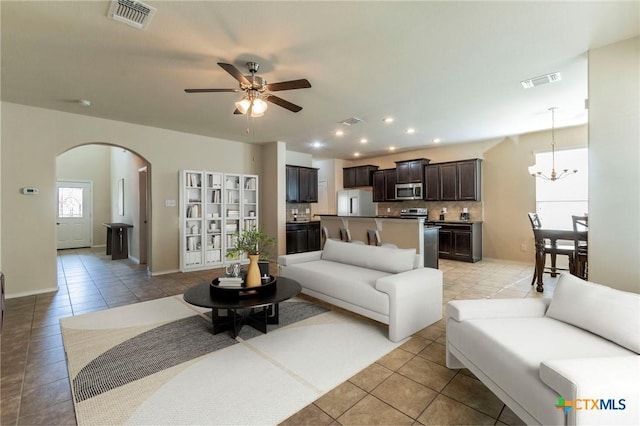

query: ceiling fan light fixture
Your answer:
[235,97,251,114]
[252,97,268,115]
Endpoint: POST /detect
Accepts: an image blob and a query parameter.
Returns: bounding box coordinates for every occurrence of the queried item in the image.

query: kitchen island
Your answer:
[317,215,440,268]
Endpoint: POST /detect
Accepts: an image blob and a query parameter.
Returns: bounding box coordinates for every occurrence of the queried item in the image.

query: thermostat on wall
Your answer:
[22,187,39,195]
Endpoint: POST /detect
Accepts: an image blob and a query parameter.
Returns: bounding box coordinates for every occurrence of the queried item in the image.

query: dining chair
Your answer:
[572,215,589,279]
[528,212,575,286]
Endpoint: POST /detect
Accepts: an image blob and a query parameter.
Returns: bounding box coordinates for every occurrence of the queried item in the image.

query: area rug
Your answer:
[60,295,402,425]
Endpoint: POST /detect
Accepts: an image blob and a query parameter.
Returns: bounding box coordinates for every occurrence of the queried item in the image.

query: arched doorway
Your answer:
[56,143,152,270]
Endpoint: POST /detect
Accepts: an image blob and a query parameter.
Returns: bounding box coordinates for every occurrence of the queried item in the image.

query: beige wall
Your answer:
[588,37,639,293]
[56,145,112,246]
[1,102,262,297]
[334,128,587,263]
[260,142,286,258]
[110,148,148,262]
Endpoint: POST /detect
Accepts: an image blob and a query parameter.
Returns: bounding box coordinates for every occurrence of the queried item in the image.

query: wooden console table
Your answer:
[103,223,133,260]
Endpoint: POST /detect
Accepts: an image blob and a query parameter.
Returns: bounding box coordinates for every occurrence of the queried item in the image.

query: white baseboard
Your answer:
[150,269,181,276]
[6,286,59,300]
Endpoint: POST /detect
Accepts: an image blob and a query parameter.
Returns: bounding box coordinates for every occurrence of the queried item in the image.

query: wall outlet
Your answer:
[520,244,527,252]
[305,208,310,214]
[387,207,391,212]
[165,199,176,207]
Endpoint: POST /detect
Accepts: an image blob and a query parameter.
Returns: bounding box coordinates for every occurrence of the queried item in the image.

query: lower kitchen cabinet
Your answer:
[428,222,482,262]
[286,221,321,254]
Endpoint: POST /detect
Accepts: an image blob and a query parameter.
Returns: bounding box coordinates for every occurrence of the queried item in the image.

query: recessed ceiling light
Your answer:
[78,99,91,107]
[335,130,344,136]
[383,117,394,123]
[406,128,415,134]
[353,152,360,157]
[360,138,368,144]
[432,138,441,143]
[388,146,396,151]
[311,141,323,149]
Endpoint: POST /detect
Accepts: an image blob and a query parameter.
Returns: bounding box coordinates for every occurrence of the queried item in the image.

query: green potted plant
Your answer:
[226,227,276,287]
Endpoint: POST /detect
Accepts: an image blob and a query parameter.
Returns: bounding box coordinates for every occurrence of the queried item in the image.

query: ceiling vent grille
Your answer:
[108,0,156,30]
[521,72,561,89]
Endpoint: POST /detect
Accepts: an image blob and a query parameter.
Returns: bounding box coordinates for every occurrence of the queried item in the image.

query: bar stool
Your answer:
[367,229,381,246]
[339,227,352,242]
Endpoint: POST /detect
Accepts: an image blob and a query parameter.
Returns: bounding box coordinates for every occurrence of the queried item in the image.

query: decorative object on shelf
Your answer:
[528,107,578,181]
[225,227,276,287]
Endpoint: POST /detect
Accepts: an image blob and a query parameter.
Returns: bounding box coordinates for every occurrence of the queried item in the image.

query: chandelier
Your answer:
[528,107,578,181]
[234,89,268,118]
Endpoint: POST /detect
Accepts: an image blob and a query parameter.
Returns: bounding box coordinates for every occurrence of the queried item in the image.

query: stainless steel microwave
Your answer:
[395,183,423,200]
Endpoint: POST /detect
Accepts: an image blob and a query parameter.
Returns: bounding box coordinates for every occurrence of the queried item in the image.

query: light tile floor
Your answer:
[1,247,558,425]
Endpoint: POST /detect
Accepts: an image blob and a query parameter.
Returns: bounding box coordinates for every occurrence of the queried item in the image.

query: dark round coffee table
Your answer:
[183,276,302,338]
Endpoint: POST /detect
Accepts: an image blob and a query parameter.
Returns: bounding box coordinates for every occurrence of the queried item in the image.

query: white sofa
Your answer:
[446,273,640,426]
[277,238,443,342]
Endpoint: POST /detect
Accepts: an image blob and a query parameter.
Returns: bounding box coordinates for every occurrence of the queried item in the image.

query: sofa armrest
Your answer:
[376,267,443,342]
[446,298,551,322]
[540,356,640,425]
[277,251,322,267]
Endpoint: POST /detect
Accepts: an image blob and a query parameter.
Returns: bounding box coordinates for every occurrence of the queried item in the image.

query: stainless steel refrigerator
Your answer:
[337,189,376,216]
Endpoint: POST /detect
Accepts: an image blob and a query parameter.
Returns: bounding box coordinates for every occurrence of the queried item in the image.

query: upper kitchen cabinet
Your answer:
[372,168,397,202]
[286,165,319,203]
[424,164,440,201]
[343,165,379,188]
[438,159,482,201]
[395,159,430,184]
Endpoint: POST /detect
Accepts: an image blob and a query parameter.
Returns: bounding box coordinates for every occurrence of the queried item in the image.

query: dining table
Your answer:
[532,228,588,292]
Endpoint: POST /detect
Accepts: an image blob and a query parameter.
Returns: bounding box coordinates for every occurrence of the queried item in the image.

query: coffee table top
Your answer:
[183,276,302,310]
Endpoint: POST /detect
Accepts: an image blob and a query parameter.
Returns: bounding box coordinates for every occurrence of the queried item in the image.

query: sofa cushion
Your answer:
[545,273,640,354]
[281,259,391,315]
[447,316,635,426]
[321,238,416,274]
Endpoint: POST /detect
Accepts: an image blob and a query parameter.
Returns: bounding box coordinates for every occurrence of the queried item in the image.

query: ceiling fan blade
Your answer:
[266,95,303,112]
[218,62,251,86]
[185,88,240,93]
[266,79,311,92]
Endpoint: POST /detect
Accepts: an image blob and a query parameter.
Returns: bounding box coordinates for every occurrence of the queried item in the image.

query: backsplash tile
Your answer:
[286,202,312,222]
[377,201,483,222]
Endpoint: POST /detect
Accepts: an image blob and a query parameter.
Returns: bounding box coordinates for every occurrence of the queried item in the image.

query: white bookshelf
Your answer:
[180,170,258,272]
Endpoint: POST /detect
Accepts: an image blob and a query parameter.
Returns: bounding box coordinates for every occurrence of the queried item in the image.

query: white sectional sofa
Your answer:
[446,273,640,426]
[277,238,443,342]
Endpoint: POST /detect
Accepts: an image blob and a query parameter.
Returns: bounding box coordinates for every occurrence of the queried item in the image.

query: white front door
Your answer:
[56,181,92,249]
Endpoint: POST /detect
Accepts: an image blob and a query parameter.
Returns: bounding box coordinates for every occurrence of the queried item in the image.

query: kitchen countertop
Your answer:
[315,214,482,223]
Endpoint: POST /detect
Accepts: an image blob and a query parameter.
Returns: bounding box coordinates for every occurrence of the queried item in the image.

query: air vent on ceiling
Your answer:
[339,117,363,126]
[108,0,156,30]
[521,72,561,89]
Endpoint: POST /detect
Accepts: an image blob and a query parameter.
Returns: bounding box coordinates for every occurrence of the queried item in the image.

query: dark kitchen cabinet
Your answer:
[286,166,299,203]
[439,163,458,201]
[424,164,440,201]
[372,169,397,202]
[395,159,430,184]
[428,159,482,201]
[457,159,482,200]
[428,222,482,262]
[286,221,321,254]
[343,165,379,188]
[286,165,318,203]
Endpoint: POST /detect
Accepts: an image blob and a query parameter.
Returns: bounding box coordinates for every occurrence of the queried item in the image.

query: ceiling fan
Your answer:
[185,62,311,117]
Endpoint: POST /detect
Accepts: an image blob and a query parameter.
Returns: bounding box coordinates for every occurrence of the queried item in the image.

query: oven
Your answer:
[395,183,423,200]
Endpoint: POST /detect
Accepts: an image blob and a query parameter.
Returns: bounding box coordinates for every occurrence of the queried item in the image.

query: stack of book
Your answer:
[217,276,244,288]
